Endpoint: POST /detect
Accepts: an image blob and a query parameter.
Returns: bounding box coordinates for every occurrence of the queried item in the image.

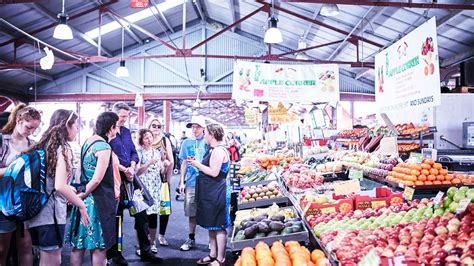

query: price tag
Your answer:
[409,152,423,163]
[403,186,415,200]
[348,169,363,180]
[334,179,361,196]
[130,0,149,8]
[358,248,381,266]
[456,198,471,214]
[433,191,444,206]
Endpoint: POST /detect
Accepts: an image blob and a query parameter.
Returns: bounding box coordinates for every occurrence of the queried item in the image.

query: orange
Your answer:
[437,175,445,181]
[414,165,422,171]
[418,175,427,181]
[430,168,439,176]
[445,174,454,181]
[425,181,433,185]
[427,174,436,181]
[415,181,424,186]
[424,159,434,165]
[411,170,420,176]
[433,163,442,170]
[442,181,451,185]
[284,241,300,250]
[439,169,448,175]
[311,250,326,263]
[452,178,461,184]
[421,163,431,170]
[433,180,442,185]
[421,169,430,176]
[406,181,415,186]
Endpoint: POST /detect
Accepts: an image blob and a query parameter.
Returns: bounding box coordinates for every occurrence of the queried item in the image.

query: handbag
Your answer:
[128,175,155,215]
[159,182,171,215]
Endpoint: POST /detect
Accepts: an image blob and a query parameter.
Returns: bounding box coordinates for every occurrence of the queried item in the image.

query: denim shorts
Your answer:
[0,213,16,233]
[29,224,65,251]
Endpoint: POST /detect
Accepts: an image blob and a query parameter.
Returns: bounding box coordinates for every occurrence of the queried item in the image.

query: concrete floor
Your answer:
[60,175,234,266]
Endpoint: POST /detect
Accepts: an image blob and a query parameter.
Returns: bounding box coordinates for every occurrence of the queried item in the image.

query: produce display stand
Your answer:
[229,163,241,223]
[240,177,277,187]
[237,196,289,210]
[230,207,309,252]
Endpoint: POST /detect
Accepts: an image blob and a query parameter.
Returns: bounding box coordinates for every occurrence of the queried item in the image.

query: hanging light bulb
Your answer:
[264,0,282,44]
[296,37,308,60]
[53,0,73,40]
[320,4,340,17]
[116,27,129,78]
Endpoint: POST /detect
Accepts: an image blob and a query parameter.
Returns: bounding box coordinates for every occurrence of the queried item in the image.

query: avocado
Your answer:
[261,219,272,225]
[292,221,303,230]
[289,225,302,233]
[244,225,258,239]
[281,227,294,235]
[284,222,293,228]
[255,232,267,239]
[289,217,301,222]
[269,221,285,232]
[267,231,280,237]
[241,220,257,229]
[254,214,268,222]
[257,222,271,233]
[234,234,246,241]
[270,214,285,222]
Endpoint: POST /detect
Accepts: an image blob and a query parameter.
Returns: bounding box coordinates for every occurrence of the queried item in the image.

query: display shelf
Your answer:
[240,179,276,187]
[237,196,289,210]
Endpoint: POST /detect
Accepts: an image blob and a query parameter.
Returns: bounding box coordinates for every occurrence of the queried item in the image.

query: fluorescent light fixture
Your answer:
[264,17,282,44]
[320,4,340,17]
[53,13,73,40]
[85,0,184,39]
[116,60,129,78]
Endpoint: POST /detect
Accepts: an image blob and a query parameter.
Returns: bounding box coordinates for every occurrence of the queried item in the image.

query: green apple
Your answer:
[459,186,468,195]
[447,187,458,199]
[443,198,453,209]
[449,202,459,213]
[434,208,445,216]
[466,188,474,203]
[453,192,465,203]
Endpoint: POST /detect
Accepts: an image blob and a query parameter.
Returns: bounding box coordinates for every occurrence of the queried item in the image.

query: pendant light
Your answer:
[264,0,282,44]
[320,4,340,17]
[116,27,129,78]
[53,0,73,40]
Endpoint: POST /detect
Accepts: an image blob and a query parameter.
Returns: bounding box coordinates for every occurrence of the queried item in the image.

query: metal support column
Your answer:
[164,100,171,132]
[138,105,145,128]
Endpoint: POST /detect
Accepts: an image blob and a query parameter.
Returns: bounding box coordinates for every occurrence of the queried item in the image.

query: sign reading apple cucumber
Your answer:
[375,17,440,113]
[232,61,340,103]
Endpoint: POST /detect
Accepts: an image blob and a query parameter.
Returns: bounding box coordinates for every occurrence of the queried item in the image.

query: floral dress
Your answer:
[65,141,112,249]
[138,148,162,215]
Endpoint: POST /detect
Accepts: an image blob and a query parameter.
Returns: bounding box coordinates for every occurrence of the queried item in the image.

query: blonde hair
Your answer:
[145,117,162,129]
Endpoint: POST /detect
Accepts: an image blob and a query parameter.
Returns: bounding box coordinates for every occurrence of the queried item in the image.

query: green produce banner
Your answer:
[232,61,340,103]
[375,17,441,113]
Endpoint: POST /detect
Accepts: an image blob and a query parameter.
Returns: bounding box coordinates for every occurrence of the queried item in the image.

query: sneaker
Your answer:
[179,239,195,251]
[140,251,163,263]
[151,244,158,254]
[135,249,141,257]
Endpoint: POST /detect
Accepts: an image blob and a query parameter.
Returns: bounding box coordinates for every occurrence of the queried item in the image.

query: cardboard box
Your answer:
[354,187,404,210]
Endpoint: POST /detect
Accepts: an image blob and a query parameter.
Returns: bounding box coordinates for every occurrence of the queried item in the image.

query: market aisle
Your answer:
[60,174,234,265]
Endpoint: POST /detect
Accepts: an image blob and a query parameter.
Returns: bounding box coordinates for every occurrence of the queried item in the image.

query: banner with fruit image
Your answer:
[375,17,440,113]
[232,61,339,103]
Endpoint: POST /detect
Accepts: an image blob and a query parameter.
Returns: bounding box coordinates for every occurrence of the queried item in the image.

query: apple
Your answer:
[435,225,448,235]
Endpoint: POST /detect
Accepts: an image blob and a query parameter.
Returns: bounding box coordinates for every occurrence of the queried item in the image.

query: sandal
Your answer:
[158,236,169,246]
[210,258,225,266]
[196,254,216,265]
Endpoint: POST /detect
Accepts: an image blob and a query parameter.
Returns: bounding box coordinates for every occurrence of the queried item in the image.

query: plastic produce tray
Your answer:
[240,179,276,187]
[230,206,309,251]
[238,196,289,210]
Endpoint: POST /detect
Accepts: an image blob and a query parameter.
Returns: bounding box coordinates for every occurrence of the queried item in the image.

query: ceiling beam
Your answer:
[29,3,113,57]
[280,1,474,10]
[105,13,143,45]
[193,0,206,21]
[150,0,174,33]
[441,46,474,68]
[0,58,53,81]
[328,6,386,61]
[229,0,237,32]
[0,0,118,48]
[437,9,464,28]
[301,5,322,42]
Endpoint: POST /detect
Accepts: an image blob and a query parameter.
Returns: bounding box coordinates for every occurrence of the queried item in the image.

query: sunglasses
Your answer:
[151,124,161,129]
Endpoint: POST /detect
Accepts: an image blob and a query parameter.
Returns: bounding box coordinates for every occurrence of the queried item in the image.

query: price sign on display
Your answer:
[433,192,444,206]
[456,198,471,214]
[130,0,149,8]
[348,169,363,180]
[409,152,423,163]
[334,180,361,196]
[403,186,415,200]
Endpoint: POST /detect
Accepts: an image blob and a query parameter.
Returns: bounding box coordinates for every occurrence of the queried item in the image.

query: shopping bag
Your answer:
[159,182,171,215]
[129,175,155,215]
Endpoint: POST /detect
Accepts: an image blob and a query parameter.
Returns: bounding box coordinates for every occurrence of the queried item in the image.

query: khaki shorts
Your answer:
[184,187,197,217]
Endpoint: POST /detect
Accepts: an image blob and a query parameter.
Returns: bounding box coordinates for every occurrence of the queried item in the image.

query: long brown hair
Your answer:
[1,104,41,134]
[28,109,78,177]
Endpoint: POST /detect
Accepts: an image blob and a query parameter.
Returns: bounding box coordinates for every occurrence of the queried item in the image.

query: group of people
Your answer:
[0,102,231,266]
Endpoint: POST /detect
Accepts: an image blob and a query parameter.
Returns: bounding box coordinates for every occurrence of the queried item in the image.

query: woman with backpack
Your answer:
[65,111,120,266]
[0,104,41,266]
[26,109,90,266]
[147,117,174,247]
